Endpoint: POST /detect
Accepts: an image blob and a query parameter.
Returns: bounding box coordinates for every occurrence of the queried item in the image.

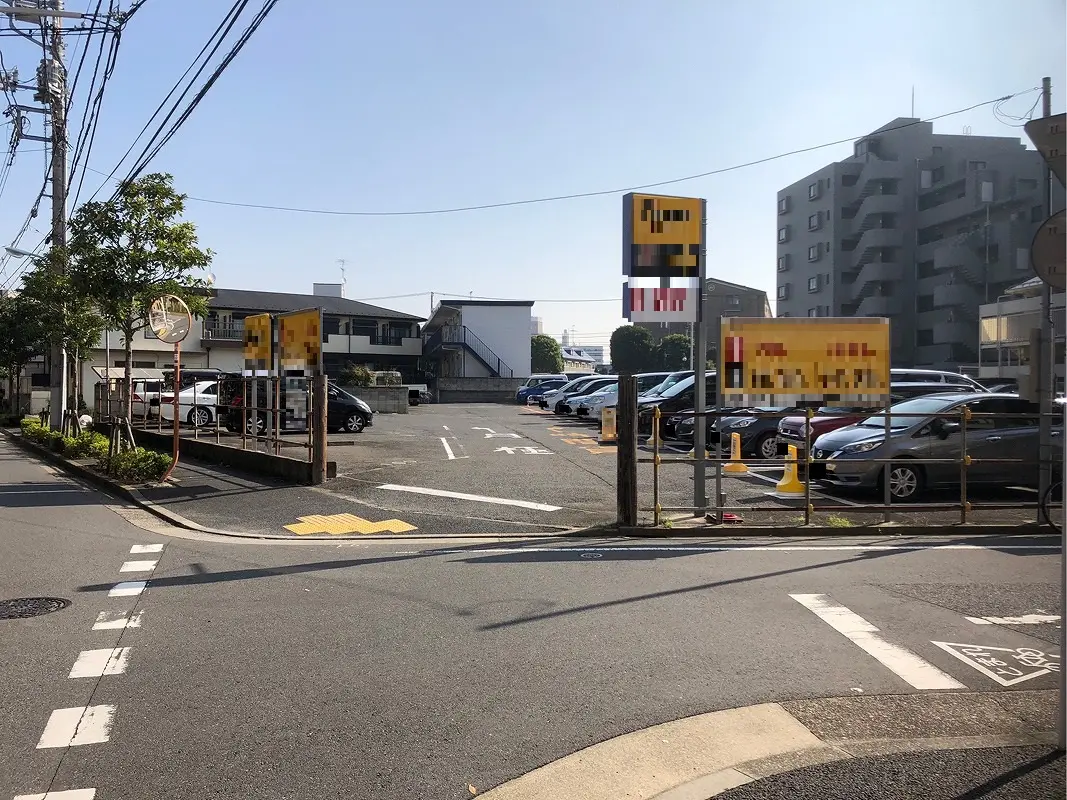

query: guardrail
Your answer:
[634,400,1061,529]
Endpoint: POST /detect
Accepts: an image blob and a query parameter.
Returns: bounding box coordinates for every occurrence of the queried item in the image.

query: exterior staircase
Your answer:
[423,325,514,378]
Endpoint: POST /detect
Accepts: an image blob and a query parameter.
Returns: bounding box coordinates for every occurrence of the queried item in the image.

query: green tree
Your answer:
[18,249,105,410]
[531,334,564,373]
[609,325,656,374]
[339,363,373,387]
[67,173,213,422]
[656,333,691,370]
[0,293,47,415]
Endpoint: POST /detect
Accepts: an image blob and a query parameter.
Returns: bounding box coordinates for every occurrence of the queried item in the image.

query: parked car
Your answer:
[130,378,166,419]
[813,393,1049,500]
[890,368,988,393]
[159,380,222,427]
[516,378,566,405]
[552,377,618,414]
[643,370,694,398]
[638,373,718,435]
[575,383,619,417]
[676,406,800,460]
[579,372,671,419]
[220,379,373,434]
[520,373,569,392]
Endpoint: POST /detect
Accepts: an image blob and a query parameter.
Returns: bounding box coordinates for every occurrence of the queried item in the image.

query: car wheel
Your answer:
[884,463,923,500]
[188,406,212,427]
[245,413,266,436]
[343,413,366,433]
[754,432,778,461]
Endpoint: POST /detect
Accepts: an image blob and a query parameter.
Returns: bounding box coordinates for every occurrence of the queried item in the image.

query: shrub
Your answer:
[105,447,172,484]
[67,431,109,460]
[339,363,373,388]
[48,430,65,452]
[20,417,42,437]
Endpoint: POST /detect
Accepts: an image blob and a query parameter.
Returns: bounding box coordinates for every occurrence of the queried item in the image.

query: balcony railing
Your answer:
[202,321,245,341]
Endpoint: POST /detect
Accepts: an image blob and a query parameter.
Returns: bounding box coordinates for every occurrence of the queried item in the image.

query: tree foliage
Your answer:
[67,173,213,420]
[19,248,105,358]
[0,293,47,414]
[531,334,564,373]
[656,333,691,370]
[609,325,656,374]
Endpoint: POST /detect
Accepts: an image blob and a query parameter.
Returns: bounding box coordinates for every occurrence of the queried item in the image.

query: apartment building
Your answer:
[421,299,534,379]
[776,117,1063,369]
[977,276,1065,390]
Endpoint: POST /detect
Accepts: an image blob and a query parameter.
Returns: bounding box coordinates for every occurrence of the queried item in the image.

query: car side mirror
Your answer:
[938,421,960,439]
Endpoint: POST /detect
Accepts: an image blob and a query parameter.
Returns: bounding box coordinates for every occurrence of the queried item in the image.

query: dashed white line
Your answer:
[790,593,966,691]
[68,648,130,678]
[129,544,164,554]
[118,560,158,573]
[37,705,116,748]
[92,610,143,630]
[108,581,147,598]
[15,790,97,800]
[965,614,1062,626]
[377,483,562,512]
[440,437,458,460]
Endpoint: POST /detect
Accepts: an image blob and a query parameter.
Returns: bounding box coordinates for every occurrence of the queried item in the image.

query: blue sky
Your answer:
[0,0,1064,352]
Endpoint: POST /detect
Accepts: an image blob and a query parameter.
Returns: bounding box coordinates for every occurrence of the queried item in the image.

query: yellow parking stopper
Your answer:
[599,407,617,445]
[645,408,662,447]
[723,432,748,474]
[687,447,711,458]
[774,444,806,498]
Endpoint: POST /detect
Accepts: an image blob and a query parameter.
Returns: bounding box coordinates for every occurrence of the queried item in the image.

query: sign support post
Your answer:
[147,295,192,484]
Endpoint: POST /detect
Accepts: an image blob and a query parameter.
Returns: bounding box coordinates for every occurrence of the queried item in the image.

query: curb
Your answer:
[476,690,1057,800]
[588,521,1048,538]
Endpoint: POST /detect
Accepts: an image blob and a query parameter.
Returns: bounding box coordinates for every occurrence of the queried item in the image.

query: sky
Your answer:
[0,0,1064,355]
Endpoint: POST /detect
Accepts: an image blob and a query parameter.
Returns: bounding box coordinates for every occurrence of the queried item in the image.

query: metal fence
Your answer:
[93,375,319,461]
[643,402,1060,527]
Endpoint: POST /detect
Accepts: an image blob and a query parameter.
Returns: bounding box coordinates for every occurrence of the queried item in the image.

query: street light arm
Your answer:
[0,5,85,19]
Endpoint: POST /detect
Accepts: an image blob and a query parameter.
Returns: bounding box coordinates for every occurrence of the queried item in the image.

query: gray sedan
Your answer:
[812,393,1048,500]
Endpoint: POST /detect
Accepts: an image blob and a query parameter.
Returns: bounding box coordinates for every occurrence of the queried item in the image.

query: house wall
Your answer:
[459,305,533,377]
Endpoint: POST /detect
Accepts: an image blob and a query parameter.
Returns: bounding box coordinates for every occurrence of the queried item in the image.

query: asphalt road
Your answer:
[2,438,1062,799]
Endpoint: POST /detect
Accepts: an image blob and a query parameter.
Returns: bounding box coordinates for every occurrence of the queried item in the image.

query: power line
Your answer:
[162,89,1039,218]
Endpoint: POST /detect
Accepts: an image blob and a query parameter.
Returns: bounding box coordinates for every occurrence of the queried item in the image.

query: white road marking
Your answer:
[118,559,158,573]
[108,581,147,597]
[744,470,864,507]
[37,705,116,748]
[377,483,562,512]
[440,437,457,460]
[965,614,1062,626]
[129,544,164,554]
[442,425,450,431]
[15,790,97,800]
[69,648,131,678]
[790,593,966,690]
[92,610,143,630]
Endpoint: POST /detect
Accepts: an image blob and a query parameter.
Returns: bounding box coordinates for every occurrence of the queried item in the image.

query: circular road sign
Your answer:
[148,294,193,344]
[1030,209,1066,292]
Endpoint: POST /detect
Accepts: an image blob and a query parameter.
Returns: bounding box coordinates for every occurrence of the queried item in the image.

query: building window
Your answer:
[777,284,790,300]
[807,244,820,262]
[777,255,790,272]
[777,226,790,243]
[725,294,740,307]
[916,329,934,347]
[969,160,987,171]
[808,181,820,200]
[808,212,821,231]
[931,166,945,184]
[807,275,821,292]
[777,197,789,214]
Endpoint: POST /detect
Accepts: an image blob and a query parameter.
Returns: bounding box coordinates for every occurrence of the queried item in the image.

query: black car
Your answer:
[675,406,799,459]
[221,378,374,434]
[637,373,718,435]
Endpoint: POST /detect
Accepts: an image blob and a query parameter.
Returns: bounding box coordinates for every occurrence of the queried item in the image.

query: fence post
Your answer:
[311,374,328,485]
[960,407,969,524]
[882,397,892,523]
[616,375,638,527]
[652,406,661,527]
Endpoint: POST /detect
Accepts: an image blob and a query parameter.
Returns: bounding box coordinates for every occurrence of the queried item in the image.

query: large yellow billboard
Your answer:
[720,318,890,407]
[278,308,322,374]
[242,313,272,375]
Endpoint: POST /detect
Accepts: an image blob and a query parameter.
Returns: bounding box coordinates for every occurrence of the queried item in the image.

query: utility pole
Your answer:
[1037,77,1053,508]
[47,0,69,430]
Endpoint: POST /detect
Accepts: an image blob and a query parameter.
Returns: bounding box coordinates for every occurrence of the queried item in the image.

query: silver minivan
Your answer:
[813,393,1047,500]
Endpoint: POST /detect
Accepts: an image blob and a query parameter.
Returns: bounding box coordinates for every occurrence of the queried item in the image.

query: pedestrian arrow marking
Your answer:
[284,513,417,536]
[931,641,1061,686]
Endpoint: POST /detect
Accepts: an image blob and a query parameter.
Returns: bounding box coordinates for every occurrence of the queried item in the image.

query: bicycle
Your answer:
[1039,480,1062,533]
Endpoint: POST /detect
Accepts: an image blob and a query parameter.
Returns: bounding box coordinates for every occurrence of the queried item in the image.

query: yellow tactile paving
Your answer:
[284,513,417,535]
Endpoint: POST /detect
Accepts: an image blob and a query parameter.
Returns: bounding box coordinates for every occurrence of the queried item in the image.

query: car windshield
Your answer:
[660,376,695,398]
[857,396,955,429]
[816,405,869,415]
[592,384,618,395]
[331,385,358,401]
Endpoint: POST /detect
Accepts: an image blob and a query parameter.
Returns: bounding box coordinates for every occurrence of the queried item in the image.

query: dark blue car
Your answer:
[516,379,567,404]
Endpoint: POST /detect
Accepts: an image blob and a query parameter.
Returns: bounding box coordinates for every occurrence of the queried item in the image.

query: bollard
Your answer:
[599,406,617,445]
[723,432,749,474]
[688,447,711,458]
[774,444,806,498]
[644,418,661,448]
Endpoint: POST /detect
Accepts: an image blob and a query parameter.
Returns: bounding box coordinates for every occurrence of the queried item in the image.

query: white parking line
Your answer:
[69,648,131,678]
[790,593,966,690]
[108,581,147,597]
[119,560,158,573]
[92,610,143,630]
[743,470,864,507]
[15,790,97,799]
[377,483,562,512]
[129,544,164,554]
[965,614,1061,625]
[440,437,458,460]
[37,705,116,748]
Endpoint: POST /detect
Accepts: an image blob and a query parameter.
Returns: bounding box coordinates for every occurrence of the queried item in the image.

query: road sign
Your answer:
[1025,113,1066,187]
[1030,209,1066,291]
[720,318,891,408]
[242,313,272,376]
[147,295,192,344]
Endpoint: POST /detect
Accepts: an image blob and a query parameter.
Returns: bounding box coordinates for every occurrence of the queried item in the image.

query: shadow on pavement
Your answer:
[0,482,103,507]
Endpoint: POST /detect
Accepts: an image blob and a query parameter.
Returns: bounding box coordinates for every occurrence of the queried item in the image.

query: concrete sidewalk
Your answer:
[478,691,1061,800]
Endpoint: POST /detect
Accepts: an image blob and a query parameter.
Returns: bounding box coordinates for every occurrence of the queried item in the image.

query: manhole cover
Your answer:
[0,597,72,619]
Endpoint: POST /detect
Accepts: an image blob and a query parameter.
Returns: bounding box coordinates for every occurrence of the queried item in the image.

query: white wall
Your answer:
[459,305,533,378]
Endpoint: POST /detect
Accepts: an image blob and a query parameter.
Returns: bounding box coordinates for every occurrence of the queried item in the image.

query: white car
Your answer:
[158,380,220,427]
[575,384,618,418]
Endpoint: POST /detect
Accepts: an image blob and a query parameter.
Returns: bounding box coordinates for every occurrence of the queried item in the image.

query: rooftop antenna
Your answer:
[337,259,347,297]
[911,86,915,117]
